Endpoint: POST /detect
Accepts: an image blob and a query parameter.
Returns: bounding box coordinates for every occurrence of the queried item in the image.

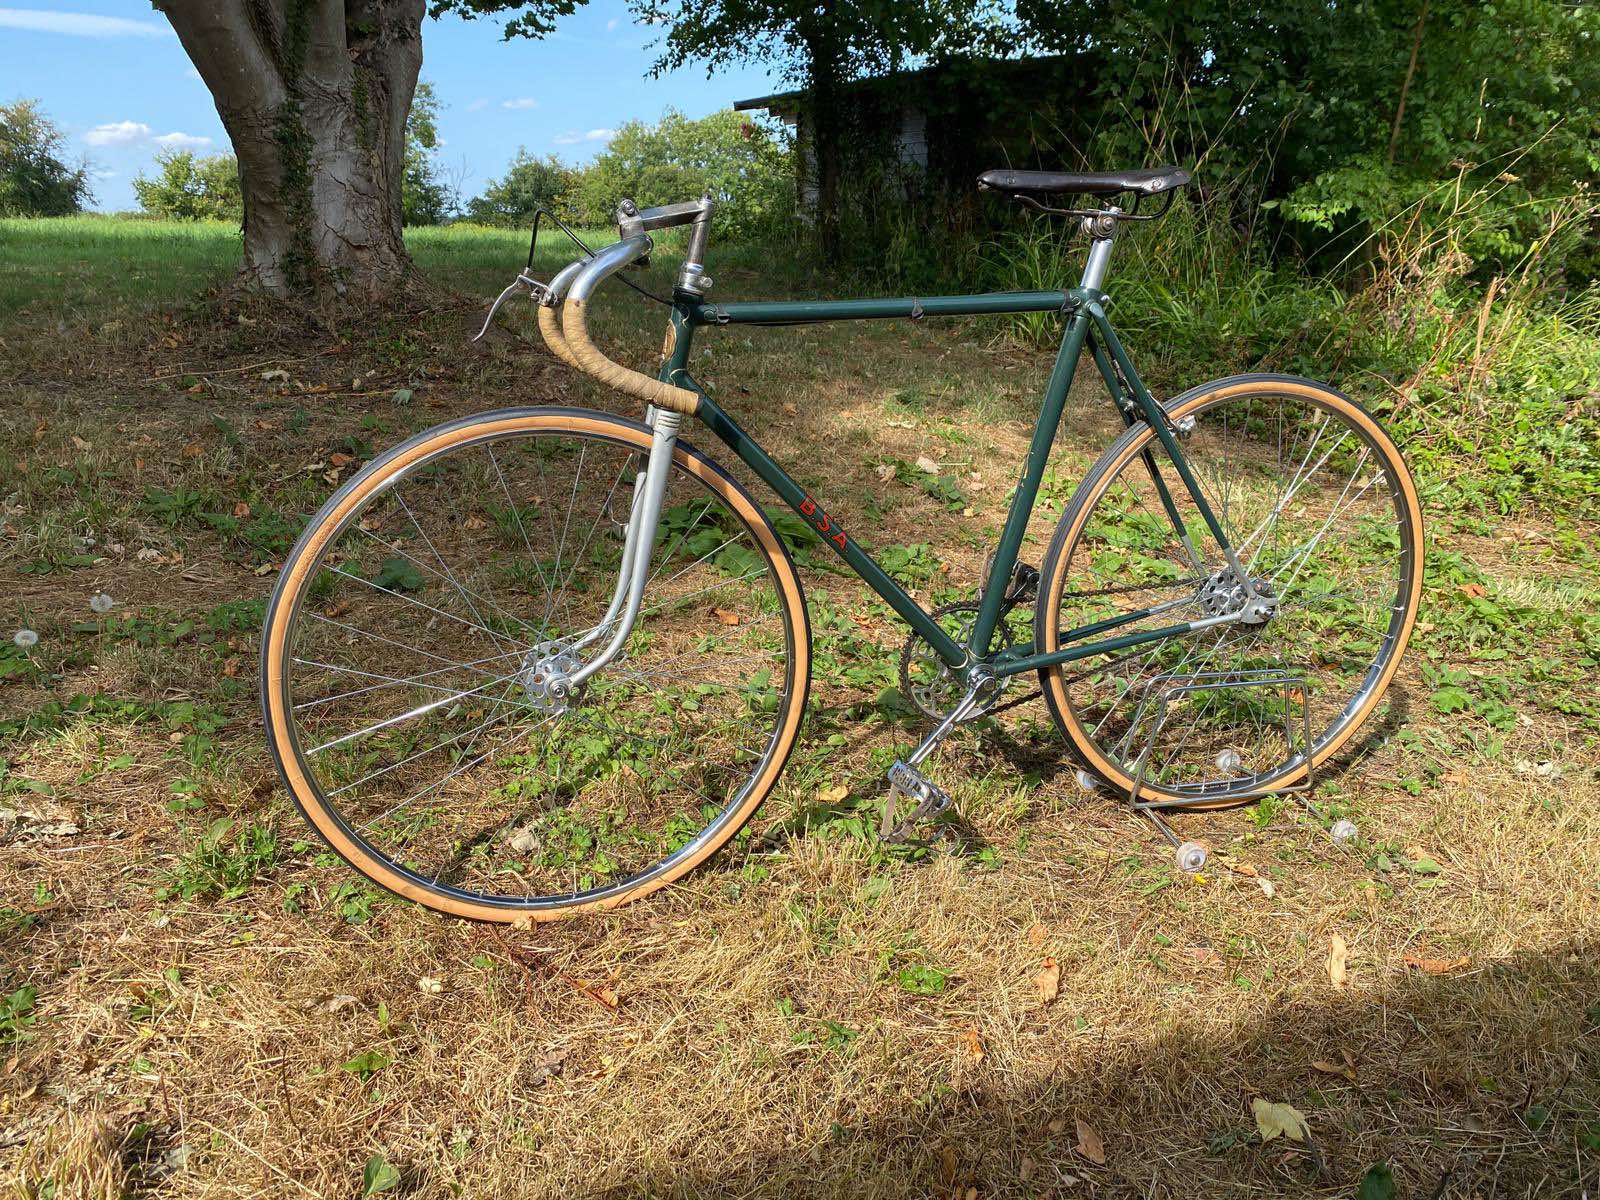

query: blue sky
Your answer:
[0,3,788,212]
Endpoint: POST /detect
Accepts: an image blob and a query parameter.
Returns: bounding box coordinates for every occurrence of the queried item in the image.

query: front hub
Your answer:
[520,640,583,714]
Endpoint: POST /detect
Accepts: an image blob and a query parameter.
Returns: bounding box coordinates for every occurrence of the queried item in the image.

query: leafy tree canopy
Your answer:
[564,109,793,239]
[0,99,90,218]
[133,151,242,222]
[465,149,574,226]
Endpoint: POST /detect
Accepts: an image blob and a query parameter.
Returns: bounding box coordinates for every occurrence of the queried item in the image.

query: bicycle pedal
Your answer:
[882,760,954,842]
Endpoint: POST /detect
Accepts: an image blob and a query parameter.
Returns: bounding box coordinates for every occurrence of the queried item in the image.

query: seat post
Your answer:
[1078,207,1120,292]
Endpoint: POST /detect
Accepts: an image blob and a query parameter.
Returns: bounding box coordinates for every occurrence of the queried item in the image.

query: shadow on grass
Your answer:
[593,940,1600,1198]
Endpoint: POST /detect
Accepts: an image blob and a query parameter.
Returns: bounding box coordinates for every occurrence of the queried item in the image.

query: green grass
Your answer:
[0,215,616,317]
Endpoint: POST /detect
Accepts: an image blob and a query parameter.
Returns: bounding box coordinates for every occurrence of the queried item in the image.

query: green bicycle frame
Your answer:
[652,282,1238,684]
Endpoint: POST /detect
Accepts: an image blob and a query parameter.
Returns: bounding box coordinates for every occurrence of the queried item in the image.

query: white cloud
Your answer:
[605,17,620,30]
[153,131,213,150]
[84,120,152,148]
[84,122,212,152]
[0,8,171,37]
[554,128,615,146]
[465,97,489,112]
[501,98,539,111]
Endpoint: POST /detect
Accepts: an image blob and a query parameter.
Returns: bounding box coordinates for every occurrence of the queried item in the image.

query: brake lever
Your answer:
[471,273,554,343]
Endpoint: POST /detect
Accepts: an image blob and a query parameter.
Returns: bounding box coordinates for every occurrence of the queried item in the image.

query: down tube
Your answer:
[691,393,969,669]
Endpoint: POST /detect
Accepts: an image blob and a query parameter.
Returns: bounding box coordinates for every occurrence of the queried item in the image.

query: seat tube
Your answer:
[1078,210,1118,291]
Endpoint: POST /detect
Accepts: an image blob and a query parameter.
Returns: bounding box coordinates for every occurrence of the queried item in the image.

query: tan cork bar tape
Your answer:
[562,299,701,415]
[536,303,582,370]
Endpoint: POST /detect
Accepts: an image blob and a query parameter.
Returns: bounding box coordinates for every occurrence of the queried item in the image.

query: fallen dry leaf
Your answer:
[1312,1059,1357,1082]
[914,454,941,475]
[1328,933,1349,988]
[1459,582,1487,598]
[1027,922,1047,947]
[1402,951,1470,975]
[1252,1098,1308,1142]
[232,500,251,519]
[937,1145,958,1184]
[525,1046,568,1085]
[960,1027,984,1061]
[70,435,92,452]
[182,441,204,458]
[1256,876,1276,899]
[817,783,849,805]
[1074,1116,1106,1165]
[1225,860,1259,877]
[874,461,896,482]
[1035,957,1060,1005]
[711,606,741,626]
[329,452,355,468]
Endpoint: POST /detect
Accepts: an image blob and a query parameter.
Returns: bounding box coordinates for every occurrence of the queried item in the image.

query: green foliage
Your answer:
[0,985,38,1045]
[563,109,795,241]
[430,0,588,39]
[403,81,453,225]
[466,148,575,226]
[133,150,242,222]
[342,1048,394,1081]
[362,1153,402,1195]
[160,818,281,902]
[0,99,90,217]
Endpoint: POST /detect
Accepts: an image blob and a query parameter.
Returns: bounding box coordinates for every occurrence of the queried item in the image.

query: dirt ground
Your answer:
[3,240,1599,1199]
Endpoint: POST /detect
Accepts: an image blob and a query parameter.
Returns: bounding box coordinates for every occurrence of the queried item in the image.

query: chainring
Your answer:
[898,601,1030,724]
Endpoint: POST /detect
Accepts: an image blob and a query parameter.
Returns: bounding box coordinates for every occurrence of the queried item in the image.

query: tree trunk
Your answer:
[155,0,423,298]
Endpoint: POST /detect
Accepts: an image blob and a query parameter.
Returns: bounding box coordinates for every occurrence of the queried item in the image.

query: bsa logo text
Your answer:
[798,494,848,552]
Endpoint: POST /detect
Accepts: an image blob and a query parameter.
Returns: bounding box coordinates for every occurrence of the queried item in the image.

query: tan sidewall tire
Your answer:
[1037,377,1423,808]
[261,409,811,922]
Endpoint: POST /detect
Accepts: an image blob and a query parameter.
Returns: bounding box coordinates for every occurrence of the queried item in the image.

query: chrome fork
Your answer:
[566,406,680,685]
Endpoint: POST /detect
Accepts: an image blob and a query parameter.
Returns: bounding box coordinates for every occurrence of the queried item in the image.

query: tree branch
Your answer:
[154,0,286,111]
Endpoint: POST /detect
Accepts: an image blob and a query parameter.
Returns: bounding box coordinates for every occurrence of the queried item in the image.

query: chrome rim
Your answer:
[272,423,799,907]
[1046,389,1417,799]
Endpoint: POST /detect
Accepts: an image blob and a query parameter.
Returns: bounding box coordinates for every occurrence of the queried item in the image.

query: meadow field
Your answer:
[2,216,1598,1198]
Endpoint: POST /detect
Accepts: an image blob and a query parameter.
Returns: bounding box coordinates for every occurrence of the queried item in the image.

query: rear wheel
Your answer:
[261,408,810,921]
[1035,375,1422,806]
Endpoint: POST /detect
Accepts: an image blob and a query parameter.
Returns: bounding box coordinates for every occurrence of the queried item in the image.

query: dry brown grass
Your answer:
[2,244,1598,1199]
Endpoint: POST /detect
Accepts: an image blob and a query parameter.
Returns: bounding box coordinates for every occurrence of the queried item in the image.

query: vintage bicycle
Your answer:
[260,167,1423,921]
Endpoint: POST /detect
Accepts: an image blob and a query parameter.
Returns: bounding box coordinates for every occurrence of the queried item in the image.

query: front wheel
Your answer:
[261,407,811,921]
[1035,375,1423,806]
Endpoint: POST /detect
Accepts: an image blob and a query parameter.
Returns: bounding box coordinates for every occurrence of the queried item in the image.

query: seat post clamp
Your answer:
[1082,211,1120,240]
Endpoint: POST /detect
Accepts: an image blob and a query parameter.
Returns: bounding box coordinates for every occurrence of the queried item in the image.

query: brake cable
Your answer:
[526,207,676,308]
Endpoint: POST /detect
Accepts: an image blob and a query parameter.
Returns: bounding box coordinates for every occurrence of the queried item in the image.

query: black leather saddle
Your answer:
[977,166,1192,199]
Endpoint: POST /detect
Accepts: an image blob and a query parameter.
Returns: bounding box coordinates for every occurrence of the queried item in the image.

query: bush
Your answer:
[563,109,794,241]
[133,150,242,222]
[465,150,575,227]
[0,99,90,217]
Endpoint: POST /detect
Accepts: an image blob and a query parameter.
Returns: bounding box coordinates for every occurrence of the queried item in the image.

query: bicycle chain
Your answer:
[898,572,1209,723]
